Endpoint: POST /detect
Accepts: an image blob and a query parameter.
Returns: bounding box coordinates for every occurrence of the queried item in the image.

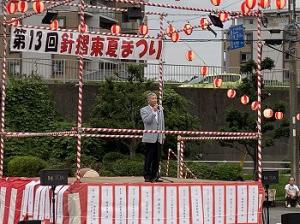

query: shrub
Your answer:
[185,162,212,179]
[102,152,127,170]
[7,156,47,177]
[112,159,143,176]
[210,163,243,181]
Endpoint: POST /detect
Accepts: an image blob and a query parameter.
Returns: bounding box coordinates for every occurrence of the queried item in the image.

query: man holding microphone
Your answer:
[140,92,165,182]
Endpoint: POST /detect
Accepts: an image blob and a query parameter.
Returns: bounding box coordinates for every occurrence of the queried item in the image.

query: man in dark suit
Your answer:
[140,92,165,182]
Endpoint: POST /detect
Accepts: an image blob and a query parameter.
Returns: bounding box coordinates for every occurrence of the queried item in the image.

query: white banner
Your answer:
[10,27,163,61]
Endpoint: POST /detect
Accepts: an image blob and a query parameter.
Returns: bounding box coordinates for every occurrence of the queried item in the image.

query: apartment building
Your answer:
[0,0,145,80]
[223,9,300,85]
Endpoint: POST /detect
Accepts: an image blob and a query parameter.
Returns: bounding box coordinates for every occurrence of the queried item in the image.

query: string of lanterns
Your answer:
[208,0,286,10]
[225,89,289,120]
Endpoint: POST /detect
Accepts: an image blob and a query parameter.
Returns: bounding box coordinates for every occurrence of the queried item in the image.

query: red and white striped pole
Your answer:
[75,0,86,182]
[256,10,263,182]
[158,14,164,105]
[179,140,185,178]
[165,148,171,176]
[0,0,8,177]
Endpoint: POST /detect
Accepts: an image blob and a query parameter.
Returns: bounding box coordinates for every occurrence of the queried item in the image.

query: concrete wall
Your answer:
[48,84,299,161]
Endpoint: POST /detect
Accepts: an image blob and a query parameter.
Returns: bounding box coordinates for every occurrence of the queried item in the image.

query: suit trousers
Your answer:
[144,141,161,180]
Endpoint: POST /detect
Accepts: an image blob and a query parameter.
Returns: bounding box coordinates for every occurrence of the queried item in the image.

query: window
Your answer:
[57,17,66,28]
[52,60,65,75]
[8,60,20,75]
[241,52,252,62]
[245,33,253,44]
[249,19,254,24]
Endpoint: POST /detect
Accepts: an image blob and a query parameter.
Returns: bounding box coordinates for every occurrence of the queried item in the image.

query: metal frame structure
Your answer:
[1,0,263,182]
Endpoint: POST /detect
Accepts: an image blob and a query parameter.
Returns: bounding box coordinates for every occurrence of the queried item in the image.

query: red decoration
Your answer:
[166,24,175,37]
[241,95,249,105]
[111,24,121,34]
[10,18,20,27]
[183,23,193,35]
[218,12,229,22]
[275,112,284,120]
[246,0,257,9]
[6,1,17,14]
[263,108,273,118]
[296,113,300,121]
[213,78,222,88]
[78,23,88,32]
[227,89,236,99]
[276,0,286,9]
[50,19,59,30]
[200,18,208,30]
[171,31,180,42]
[200,66,208,77]
[186,50,194,61]
[259,0,270,8]
[33,0,45,13]
[210,0,221,6]
[18,0,28,13]
[241,2,251,14]
[251,101,259,111]
[139,24,148,35]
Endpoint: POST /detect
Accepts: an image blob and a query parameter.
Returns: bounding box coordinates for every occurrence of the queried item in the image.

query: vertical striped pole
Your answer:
[165,148,171,176]
[179,140,184,178]
[0,0,8,177]
[177,135,181,178]
[158,15,164,105]
[256,10,263,182]
[75,0,86,181]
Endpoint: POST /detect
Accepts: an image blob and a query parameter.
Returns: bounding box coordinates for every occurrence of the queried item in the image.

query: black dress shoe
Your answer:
[152,178,163,182]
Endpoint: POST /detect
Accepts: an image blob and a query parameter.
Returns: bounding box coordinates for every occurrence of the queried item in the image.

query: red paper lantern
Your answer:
[227,89,236,99]
[200,18,208,30]
[263,108,273,118]
[218,12,229,22]
[6,1,17,14]
[251,101,259,111]
[241,2,251,14]
[171,31,180,42]
[296,113,300,121]
[276,0,286,9]
[183,23,193,35]
[200,66,208,77]
[275,111,284,120]
[33,0,45,13]
[241,95,249,105]
[78,23,88,32]
[259,0,270,8]
[210,0,221,6]
[246,0,257,9]
[213,78,222,88]
[50,19,59,30]
[166,24,175,37]
[111,24,121,34]
[18,0,28,13]
[10,18,20,27]
[186,50,194,61]
[139,24,148,35]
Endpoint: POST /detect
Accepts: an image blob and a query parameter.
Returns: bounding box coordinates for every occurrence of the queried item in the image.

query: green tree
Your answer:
[222,58,289,179]
[90,65,199,158]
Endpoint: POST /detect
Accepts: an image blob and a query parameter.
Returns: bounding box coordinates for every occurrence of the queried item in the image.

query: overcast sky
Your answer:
[146,0,300,66]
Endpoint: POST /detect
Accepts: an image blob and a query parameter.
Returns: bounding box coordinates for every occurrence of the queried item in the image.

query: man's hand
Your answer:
[153,104,158,112]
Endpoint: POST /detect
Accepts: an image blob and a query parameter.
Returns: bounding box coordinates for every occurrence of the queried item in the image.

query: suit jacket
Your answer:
[140,105,165,144]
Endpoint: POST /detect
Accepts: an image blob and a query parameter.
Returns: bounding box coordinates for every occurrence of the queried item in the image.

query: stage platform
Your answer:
[0,177,264,224]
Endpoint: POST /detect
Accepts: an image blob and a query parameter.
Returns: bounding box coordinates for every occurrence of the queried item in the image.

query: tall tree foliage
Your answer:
[222,58,289,178]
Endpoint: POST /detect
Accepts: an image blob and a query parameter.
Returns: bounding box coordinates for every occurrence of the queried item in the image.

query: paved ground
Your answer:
[269,206,300,224]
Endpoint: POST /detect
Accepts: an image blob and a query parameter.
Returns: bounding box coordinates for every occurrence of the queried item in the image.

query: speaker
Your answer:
[281,213,300,224]
[127,7,143,20]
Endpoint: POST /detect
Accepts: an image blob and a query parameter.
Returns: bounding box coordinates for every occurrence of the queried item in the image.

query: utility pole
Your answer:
[287,0,299,186]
